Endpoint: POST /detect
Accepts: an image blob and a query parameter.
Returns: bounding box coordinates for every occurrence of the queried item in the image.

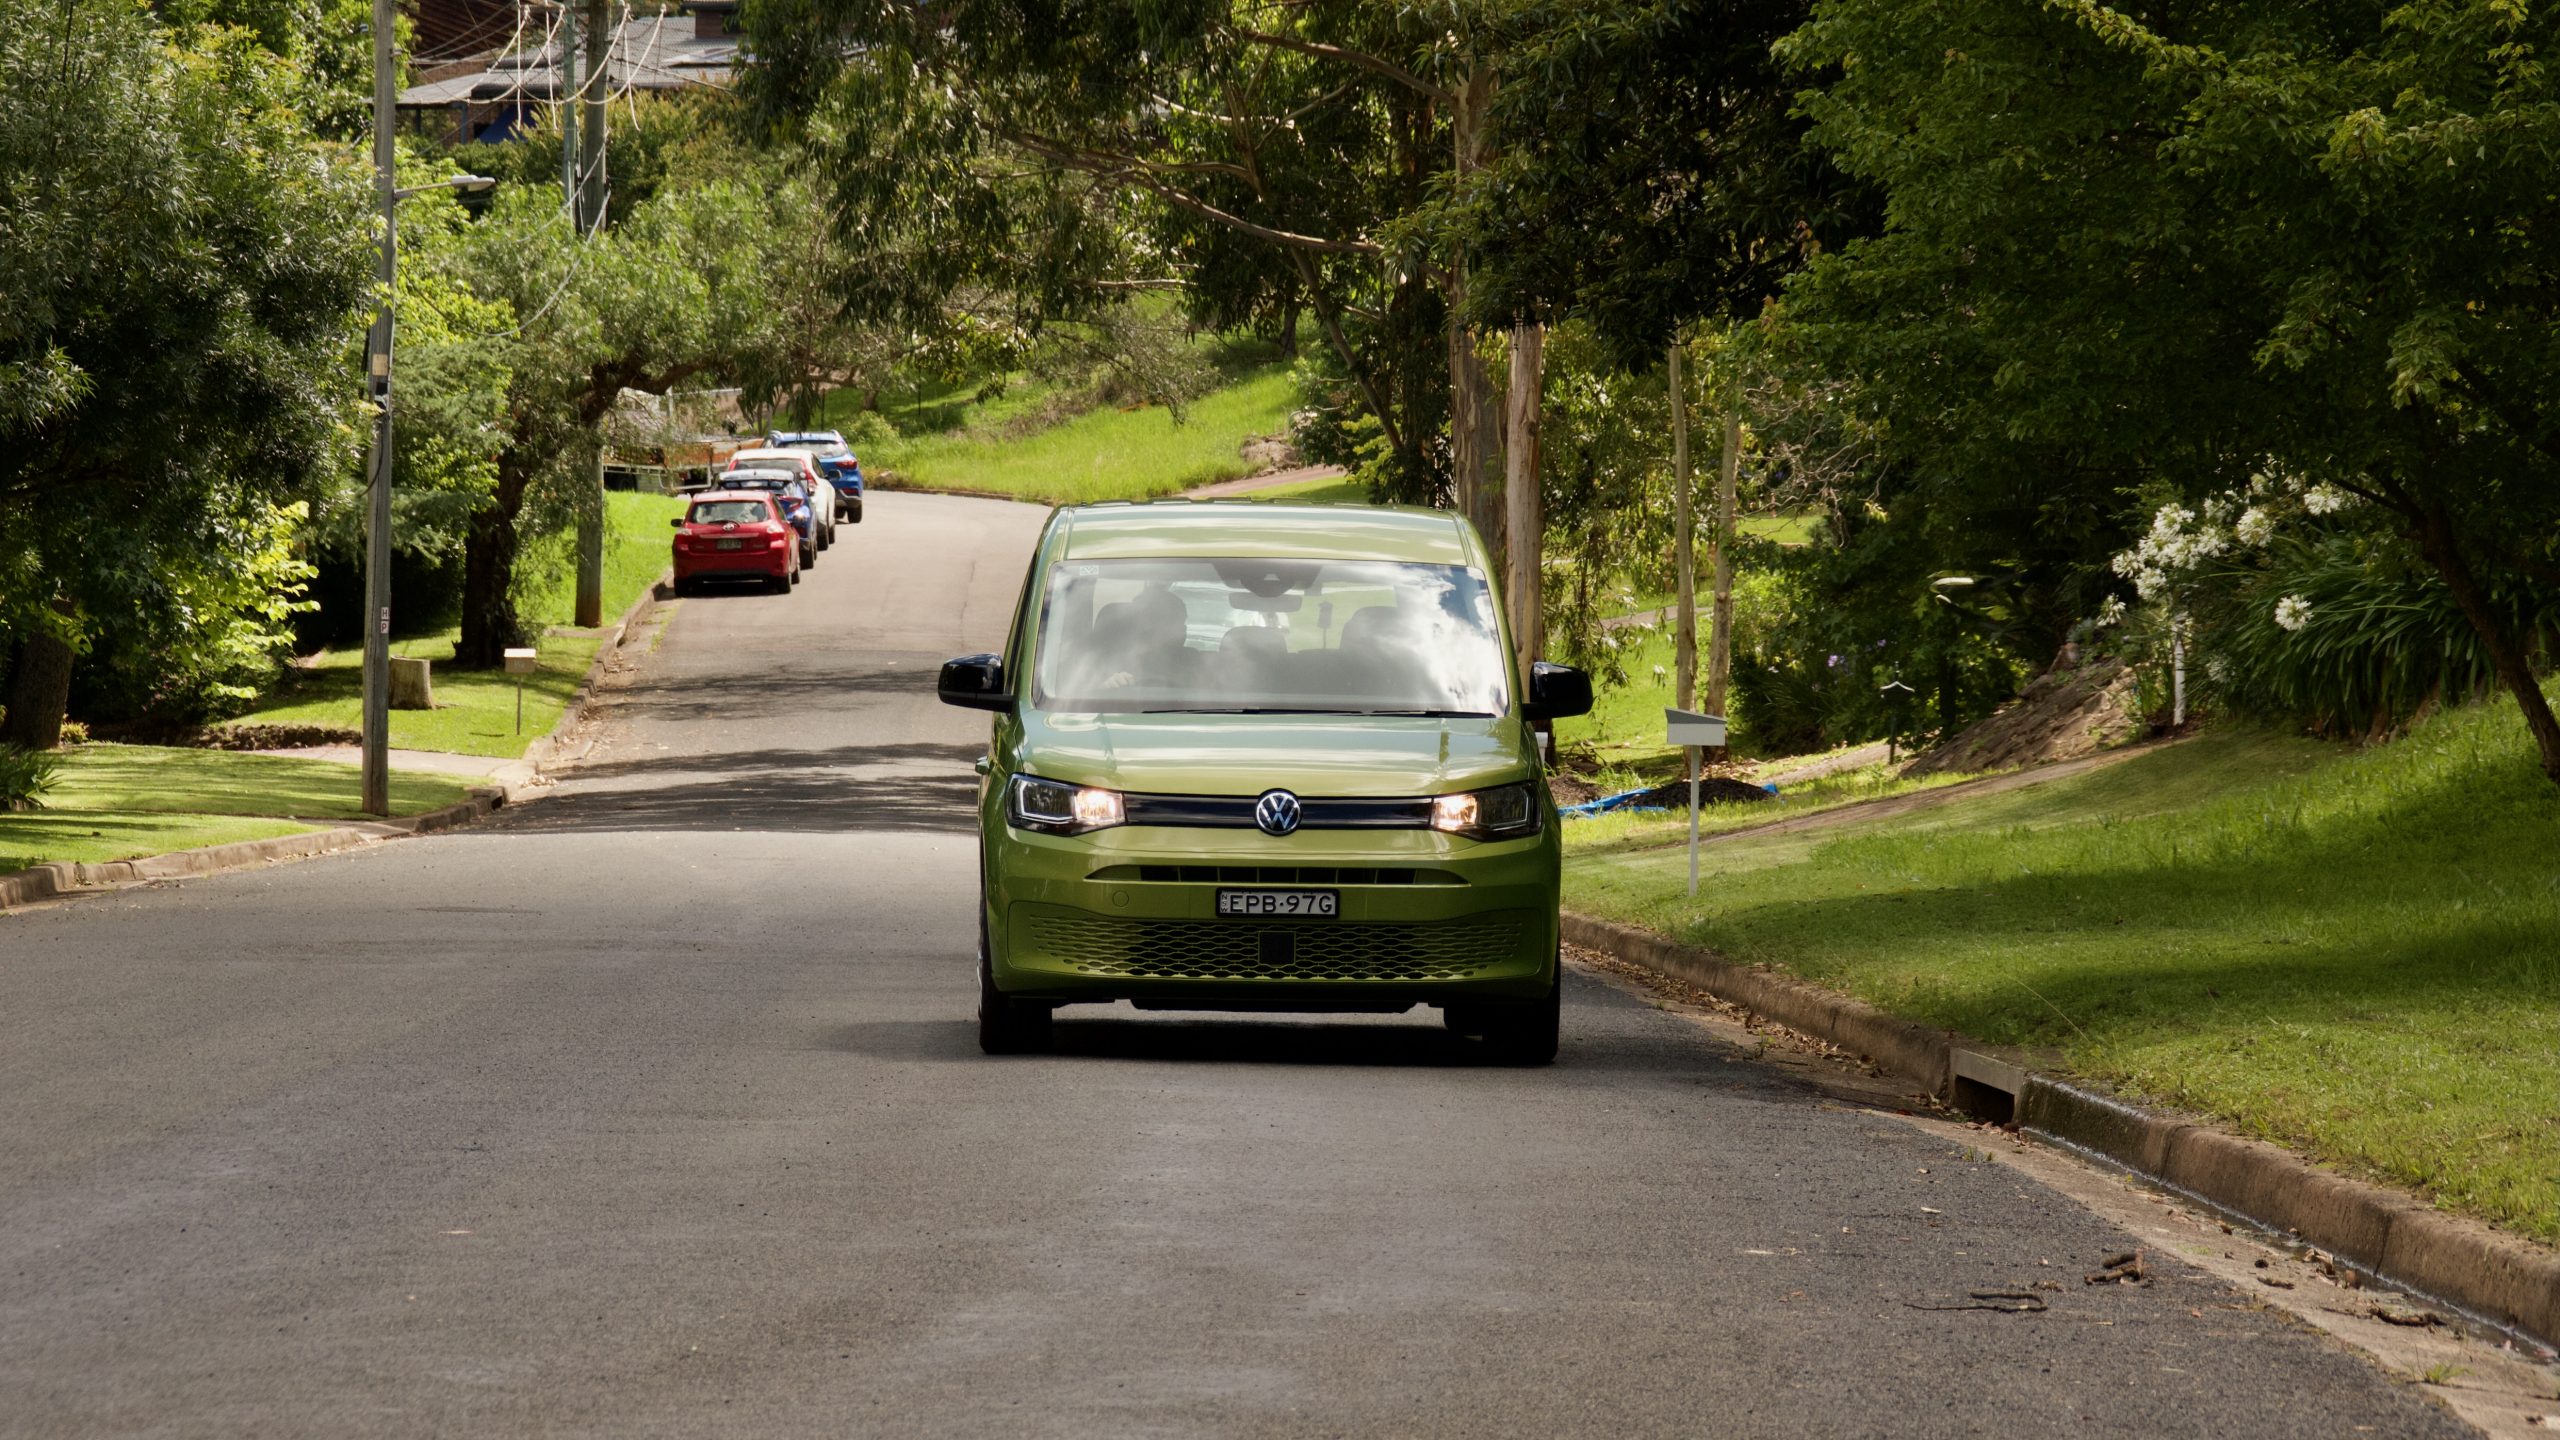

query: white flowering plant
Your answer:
[2097,466,2550,735]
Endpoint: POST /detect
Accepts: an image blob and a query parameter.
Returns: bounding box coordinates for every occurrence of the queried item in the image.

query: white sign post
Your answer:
[503,647,539,734]
[1664,708,1728,897]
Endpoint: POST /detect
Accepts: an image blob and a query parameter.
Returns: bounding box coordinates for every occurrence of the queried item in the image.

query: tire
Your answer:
[771,572,791,594]
[978,919,1052,1055]
[1474,964,1561,1066]
[672,576,695,598]
[849,499,863,524]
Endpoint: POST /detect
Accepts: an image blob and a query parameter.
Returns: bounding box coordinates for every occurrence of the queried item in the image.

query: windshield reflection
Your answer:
[1033,558,1509,716]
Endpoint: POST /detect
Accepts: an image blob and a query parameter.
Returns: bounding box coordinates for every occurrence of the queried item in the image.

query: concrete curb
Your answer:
[495,570,668,798]
[1561,909,2560,1350]
[0,788,504,911]
[0,572,671,912]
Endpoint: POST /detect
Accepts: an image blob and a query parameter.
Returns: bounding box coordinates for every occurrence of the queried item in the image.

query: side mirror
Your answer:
[938,653,1013,711]
[1523,660,1593,721]
[668,517,683,528]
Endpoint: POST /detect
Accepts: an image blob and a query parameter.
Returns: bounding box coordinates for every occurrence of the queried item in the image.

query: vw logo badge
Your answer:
[1253,789,1302,837]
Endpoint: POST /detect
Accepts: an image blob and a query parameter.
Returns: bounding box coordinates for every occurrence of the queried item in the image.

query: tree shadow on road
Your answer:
[487,742,986,835]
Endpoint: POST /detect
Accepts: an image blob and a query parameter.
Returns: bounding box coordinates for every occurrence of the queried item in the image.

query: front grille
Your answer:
[1029,912,1526,983]
[1086,864,1465,886]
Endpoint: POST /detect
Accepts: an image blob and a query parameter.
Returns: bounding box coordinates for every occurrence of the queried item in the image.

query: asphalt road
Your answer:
[0,493,2470,1438]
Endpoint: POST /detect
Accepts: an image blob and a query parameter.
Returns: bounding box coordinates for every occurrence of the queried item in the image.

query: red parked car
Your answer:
[670,492,799,595]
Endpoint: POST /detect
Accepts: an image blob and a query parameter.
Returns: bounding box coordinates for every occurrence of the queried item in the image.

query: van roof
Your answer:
[1055,501,1475,565]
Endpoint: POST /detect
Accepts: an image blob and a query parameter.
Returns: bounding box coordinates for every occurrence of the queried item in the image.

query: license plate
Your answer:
[1216,889,1338,919]
[716,538,742,551]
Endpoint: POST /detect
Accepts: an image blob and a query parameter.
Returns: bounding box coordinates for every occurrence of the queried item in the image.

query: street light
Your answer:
[359,0,498,816]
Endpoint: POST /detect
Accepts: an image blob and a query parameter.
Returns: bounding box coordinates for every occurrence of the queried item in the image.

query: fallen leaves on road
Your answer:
[2086,1250,2148,1286]
[1907,1290,2049,1314]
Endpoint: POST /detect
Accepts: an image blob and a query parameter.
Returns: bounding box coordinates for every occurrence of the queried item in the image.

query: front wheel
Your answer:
[978,923,1052,1055]
[1472,965,1561,1066]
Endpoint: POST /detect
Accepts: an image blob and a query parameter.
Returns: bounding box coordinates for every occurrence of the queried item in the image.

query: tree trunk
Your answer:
[4,631,74,750]
[1503,322,1545,674]
[1670,342,1695,712]
[1447,60,1501,551]
[1704,410,1740,736]
[2417,500,2560,784]
[455,456,532,669]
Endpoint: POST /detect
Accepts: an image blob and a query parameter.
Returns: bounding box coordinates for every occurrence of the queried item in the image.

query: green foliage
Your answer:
[2199,535,2559,738]
[747,0,1460,502]
[1777,0,2560,777]
[0,744,59,811]
[1452,0,1862,363]
[0,0,373,728]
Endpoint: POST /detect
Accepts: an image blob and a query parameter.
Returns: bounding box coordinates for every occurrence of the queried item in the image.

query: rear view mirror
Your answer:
[939,653,1013,712]
[1523,660,1593,721]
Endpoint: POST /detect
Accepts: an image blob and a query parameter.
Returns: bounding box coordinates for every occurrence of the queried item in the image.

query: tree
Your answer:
[441,180,811,666]
[747,0,1500,505]
[1782,0,2560,781]
[0,0,371,743]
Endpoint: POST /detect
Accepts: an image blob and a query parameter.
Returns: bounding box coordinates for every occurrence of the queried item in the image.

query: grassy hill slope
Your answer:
[1566,694,2560,1241]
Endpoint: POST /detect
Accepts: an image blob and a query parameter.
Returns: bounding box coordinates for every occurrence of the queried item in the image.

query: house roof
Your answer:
[397,11,736,109]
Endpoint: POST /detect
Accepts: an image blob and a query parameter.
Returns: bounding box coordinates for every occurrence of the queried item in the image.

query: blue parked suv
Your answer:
[768,431,864,524]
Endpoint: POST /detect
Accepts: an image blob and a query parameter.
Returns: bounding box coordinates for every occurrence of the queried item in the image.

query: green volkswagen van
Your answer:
[939,501,1592,1061]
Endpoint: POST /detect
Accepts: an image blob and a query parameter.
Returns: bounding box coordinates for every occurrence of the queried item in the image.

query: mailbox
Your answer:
[503,648,538,675]
[1663,707,1727,748]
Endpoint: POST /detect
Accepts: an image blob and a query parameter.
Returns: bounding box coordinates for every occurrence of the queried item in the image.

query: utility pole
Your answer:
[571,0,611,628]
[358,0,398,817]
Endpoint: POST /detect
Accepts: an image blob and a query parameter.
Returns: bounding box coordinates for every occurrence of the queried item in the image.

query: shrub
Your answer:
[2205,538,2558,736]
[0,744,59,812]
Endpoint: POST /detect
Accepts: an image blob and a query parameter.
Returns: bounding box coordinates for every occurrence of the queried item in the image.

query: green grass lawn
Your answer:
[1241,473,1372,504]
[219,492,673,760]
[1555,628,1721,781]
[862,364,1297,504]
[225,628,604,759]
[1565,702,2560,1242]
[0,744,474,872]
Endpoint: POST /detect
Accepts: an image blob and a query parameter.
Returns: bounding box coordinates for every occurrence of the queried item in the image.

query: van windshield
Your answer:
[1032,557,1509,716]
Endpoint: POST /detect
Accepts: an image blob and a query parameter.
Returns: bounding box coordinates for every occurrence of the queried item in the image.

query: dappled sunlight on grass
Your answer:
[1566,715,2560,1239]
[230,628,604,759]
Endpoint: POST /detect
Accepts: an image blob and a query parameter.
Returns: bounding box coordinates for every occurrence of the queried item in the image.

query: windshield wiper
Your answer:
[1136,706,1328,715]
[1134,706,1487,718]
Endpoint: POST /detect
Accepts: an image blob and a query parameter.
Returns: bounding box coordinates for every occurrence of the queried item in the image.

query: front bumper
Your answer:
[986,823,1559,1008]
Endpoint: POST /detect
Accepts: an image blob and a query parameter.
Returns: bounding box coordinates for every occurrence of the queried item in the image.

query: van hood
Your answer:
[1013,710,1536,797]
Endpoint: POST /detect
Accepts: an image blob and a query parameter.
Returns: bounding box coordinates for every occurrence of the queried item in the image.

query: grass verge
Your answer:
[863,364,1296,505]
[223,492,671,760]
[1564,704,2560,1242]
[227,629,604,760]
[0,745,474,872]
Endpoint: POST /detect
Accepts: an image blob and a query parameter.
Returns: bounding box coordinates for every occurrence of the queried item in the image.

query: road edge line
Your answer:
[1561,908,2560,1352]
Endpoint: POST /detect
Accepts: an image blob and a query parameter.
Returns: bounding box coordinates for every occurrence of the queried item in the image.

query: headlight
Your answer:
[1007,774,1125,836]
[1429,782,1542,840]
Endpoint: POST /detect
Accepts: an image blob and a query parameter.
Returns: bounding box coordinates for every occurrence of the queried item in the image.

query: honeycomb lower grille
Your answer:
[1029,912,1526,983]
